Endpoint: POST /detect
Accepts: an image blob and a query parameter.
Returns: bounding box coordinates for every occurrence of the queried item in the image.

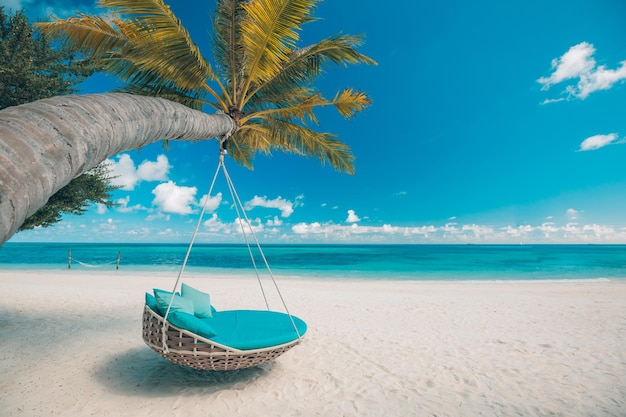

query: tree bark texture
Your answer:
[0,93,236,245]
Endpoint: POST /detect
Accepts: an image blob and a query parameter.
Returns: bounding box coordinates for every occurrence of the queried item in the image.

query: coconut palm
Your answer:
[0,0,374,245]
[0,93,236,244]
[37,0,375,172]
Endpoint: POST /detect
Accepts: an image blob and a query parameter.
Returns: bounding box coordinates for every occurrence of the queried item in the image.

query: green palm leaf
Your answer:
[264,118,355,174]
[238,0,319,107]
[213,0,245,106]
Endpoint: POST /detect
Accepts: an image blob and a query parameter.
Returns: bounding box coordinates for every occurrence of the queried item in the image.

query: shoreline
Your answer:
[1,270,625,416]
[1,266,625,284]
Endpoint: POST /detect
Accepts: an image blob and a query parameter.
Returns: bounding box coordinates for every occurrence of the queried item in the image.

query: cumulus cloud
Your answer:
[203,213,231,233]
[346,210,361,223]
[578,133,623,151]
[202,213,264,235]
[244,195,295,217]
[137,155,170,181]
[107,154,170,190]
[152,181,197,214]
[538,42,626,101]
[198,192,223,213]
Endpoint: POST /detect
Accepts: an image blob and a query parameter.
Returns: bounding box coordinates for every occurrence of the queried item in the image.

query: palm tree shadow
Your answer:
[94,347,274,397]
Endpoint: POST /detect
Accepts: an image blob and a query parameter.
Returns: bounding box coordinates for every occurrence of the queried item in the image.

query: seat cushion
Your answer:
[207,310,307,350]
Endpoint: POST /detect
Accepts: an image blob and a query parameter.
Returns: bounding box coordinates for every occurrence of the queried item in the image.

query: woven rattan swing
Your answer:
[142,142,306,371]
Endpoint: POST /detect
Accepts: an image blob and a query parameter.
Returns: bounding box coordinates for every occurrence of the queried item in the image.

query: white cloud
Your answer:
[582,224,615,236]
[152,181,197,214]
[244,195,295,217]
[136,155,170,182]
[292,222,323,235]
[461,224,494,236]
[106,154,170,190]
[286,218,626,243]
[198,192,223,213]
[346,210,361,223]
[578,133,622,151]
[203,213,231,233]
[115,195,145,213]
[538,42,626,100]
[267,216,283,226]
[107,154,137,190]
[145,212,171,222]
[538,42,596,88]
[566,208,579,220]
[202,214,264,235]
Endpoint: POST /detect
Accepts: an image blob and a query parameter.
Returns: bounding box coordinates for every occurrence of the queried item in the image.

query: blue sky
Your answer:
[5,0,626,244]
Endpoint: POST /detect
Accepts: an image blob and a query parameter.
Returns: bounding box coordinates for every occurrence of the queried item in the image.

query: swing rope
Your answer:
[221,160,302,339]
[161,140,302,353]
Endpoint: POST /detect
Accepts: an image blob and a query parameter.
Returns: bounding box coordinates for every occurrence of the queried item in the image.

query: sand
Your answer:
[0,270,624,417]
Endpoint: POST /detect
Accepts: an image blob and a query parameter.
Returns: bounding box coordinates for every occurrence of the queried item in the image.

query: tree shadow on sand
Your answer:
[94,347,274,397]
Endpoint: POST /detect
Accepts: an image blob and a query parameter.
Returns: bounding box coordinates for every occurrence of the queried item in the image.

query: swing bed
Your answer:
[142,142,306,371]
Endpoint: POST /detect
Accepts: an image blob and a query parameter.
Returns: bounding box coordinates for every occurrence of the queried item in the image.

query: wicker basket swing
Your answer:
[142,148,305,371]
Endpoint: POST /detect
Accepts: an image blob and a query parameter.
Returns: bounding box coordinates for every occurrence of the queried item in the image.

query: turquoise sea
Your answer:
[0,243,625,281]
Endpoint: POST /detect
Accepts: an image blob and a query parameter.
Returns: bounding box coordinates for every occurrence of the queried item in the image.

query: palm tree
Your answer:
[0,93,236,244]
[37,0,375,172]
[0,0,374,244]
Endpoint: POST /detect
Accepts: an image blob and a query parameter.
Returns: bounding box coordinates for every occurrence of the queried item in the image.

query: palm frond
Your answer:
[243,93,326,124]
[243,88,371,125]
[36,13,132,55]
[39,1,228,109]
[213,0,245,106]
[101,0,224,98]
[244,85,316,114]
[264,118,355,174]
[226,124,272,168]
[238,0,320,107]
[331,89,371,119]
[242,34,376,109]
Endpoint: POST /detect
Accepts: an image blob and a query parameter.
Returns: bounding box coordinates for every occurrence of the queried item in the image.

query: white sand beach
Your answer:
[0,270,625,417]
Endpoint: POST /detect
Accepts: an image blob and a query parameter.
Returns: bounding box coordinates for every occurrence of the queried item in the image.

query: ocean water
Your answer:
[0,243,625,281]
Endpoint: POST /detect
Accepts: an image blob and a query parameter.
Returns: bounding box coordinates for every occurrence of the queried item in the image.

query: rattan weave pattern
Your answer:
[142,305,300,371]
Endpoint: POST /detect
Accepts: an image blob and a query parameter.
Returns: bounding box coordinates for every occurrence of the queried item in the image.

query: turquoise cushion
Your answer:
[181,282,213,318]
[168,311,218,339]
[153,288,194,316]
[209,310,307,350]
[145,292,159,313]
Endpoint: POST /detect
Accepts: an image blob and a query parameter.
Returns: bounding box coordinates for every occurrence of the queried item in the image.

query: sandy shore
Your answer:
[0,270,624,417]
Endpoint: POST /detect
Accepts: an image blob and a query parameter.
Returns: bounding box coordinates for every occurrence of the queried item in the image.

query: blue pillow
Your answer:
[181,283,213,318]
[154,288,194,316]
[145,292,159,313]
[168,311,218,339]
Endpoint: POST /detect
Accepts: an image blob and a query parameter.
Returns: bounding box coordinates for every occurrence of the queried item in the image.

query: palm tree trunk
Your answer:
[0,93,236,245]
